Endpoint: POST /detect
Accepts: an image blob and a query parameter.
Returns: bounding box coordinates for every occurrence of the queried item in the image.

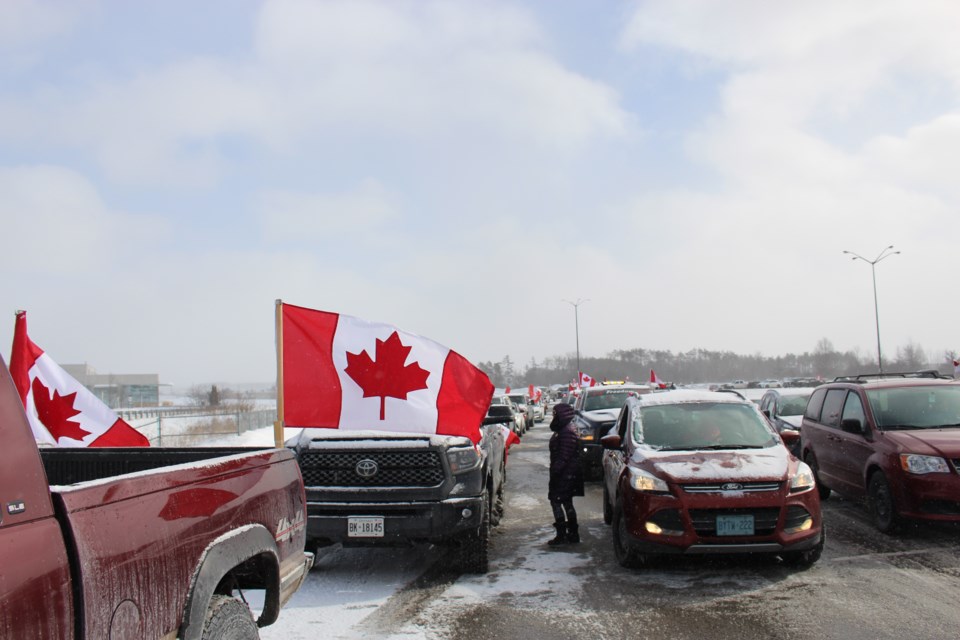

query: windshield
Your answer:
[507,395,527,406]
[778,395,810,416]
[867,385,960,430]
[634,402,779,450]
[583,390,642,412]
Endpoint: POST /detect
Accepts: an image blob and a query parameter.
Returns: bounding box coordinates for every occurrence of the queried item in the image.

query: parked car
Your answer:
[759,388,816,457]
[600,390,824,568]
[506,392,536,431]
[800,371,960,533]
[487,403,524,436]
[0,355,312,639]
[491,394,526,434]
[573,384,654,478]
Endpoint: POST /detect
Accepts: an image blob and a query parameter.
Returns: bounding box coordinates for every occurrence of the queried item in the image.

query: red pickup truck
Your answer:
[0,355,313,639]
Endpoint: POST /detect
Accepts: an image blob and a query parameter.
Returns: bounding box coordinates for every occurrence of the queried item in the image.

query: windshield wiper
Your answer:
[689,444,767,450]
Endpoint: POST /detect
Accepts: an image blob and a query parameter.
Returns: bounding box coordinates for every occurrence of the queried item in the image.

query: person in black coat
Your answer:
[547,402,584,545]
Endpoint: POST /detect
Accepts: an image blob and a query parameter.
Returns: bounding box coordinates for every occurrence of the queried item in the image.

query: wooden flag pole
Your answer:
[274,299,285,449]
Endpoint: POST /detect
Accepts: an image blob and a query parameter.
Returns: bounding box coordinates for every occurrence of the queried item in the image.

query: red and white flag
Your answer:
[953,358,960,378]
[9,311,150,447]
[498,424,521,461]
[578,371,597,388]
[528,384,542,403]
[504,386,511,394]
[650,369,667,389]
[281,303,494,444]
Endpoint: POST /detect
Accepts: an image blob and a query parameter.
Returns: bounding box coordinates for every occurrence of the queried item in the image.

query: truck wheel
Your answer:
[202,595,259,640]
[459,496,490,574]
[612,505,647,569]
[780,525,825,570]
[868,472,901,534]
[805,452,831,500]
[492,480,505,526]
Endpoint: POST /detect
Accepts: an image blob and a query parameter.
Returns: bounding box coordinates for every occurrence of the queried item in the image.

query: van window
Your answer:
[820,389,848,428]
[841,392,866,429]
[805,388,827,421]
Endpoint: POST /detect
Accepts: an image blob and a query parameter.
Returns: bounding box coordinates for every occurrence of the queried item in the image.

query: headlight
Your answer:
[900,454,950,475]
[578,427,595,441]
[629,468,670,494]
[789,461,816,493]
[446,446,481,474]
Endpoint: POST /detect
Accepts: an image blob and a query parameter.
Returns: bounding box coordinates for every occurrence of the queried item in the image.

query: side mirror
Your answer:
[840,418,864,434]
[600,433,622,450]
[779,428,800,447]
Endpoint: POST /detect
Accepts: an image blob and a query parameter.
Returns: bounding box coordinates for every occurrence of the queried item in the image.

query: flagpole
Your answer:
[274,299,285,449]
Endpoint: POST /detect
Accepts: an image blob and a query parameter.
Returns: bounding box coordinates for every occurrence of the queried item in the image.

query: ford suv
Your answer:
[800,371,960,532]
[601,390,823,568]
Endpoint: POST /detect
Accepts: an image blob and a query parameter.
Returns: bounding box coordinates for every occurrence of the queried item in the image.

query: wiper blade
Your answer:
[690,444,766,450]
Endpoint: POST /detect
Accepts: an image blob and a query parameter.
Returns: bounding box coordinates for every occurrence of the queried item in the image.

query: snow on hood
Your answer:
[295,428,472,450]
[581,409,620,421]
[637,447,789,483]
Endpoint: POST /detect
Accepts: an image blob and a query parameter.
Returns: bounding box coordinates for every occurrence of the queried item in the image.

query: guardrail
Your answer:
[120,408,278,447]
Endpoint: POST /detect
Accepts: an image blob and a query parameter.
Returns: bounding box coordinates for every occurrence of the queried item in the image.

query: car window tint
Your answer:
[841,392,866,428]
[805,388,827,421]
[820,389,847,428]
[637,403,777,449]
[868,385,960,429]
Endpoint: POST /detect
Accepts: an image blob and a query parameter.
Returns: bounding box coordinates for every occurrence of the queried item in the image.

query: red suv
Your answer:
[601,390,823,568]
[800,372,960,532]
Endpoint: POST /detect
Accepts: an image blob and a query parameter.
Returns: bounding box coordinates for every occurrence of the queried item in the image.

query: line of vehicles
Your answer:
[550,370,960,570]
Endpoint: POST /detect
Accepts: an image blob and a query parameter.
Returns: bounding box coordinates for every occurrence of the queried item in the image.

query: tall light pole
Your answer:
[563,298,589,379]
[843,246,900,374]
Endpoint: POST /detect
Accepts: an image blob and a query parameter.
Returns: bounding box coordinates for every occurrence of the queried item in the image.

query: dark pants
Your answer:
[550,497,577,525]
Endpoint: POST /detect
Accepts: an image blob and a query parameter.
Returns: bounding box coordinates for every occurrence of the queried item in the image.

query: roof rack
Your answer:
[832,370,951,383]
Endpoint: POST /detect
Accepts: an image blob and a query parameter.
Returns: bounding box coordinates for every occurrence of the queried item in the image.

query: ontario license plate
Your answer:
[716,514,754,536]
[347,517,384,538]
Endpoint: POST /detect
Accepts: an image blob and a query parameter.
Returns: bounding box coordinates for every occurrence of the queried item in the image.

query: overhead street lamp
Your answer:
[842,245,900,374]
[562,298,589,380]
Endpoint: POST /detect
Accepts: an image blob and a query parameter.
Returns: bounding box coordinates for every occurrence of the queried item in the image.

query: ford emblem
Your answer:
[355,459,379,478]
[721,482,743,491]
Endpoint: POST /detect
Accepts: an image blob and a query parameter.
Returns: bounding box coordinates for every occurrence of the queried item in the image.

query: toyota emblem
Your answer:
[355,459,379,478]
[721,482,743,491]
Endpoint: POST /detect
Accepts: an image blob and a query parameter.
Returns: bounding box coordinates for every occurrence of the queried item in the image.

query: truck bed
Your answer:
[40,446,271,485]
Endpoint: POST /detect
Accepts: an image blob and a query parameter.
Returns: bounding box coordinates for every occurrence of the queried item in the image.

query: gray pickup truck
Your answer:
[288,420,506,573]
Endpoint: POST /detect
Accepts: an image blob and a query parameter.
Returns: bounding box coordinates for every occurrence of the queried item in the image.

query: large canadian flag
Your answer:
[281,303,494,443]
[10,311,150,447]
[578,371,597,388]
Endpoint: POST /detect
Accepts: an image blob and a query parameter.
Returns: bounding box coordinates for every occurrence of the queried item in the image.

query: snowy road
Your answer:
[258,423,960,640]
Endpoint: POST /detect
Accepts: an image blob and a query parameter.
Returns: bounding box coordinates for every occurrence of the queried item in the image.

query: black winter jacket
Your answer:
[548,410,584,501]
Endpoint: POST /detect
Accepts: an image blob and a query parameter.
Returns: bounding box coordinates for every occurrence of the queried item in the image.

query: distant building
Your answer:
[62,363,161,408]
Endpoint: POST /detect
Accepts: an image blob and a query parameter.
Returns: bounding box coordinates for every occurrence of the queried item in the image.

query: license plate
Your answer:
[347,517,384,538]
[716,514,754,536]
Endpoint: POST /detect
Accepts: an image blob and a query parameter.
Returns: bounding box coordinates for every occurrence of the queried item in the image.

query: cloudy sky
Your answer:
[2,0,959,386]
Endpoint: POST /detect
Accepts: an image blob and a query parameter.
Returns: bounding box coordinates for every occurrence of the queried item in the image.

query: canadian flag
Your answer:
[578,371,597,388]
[281,303,494,444]
[953,358,959,378]
[528,384,542,403]
[650,369,667,389]
[9,311,150,447]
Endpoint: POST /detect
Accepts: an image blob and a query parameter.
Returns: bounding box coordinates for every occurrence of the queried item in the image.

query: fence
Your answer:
[119,408,278,447]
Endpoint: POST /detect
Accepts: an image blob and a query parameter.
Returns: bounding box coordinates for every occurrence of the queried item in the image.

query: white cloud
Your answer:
[256,180,397,241]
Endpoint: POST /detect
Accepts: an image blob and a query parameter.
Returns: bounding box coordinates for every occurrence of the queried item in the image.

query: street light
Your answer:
[842,245,900,374]
[562,298,589,380]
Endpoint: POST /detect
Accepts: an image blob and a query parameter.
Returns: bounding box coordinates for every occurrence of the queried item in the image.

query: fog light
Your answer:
[461,508,473,519]
[645,522,663,535]
[785,518,813,534]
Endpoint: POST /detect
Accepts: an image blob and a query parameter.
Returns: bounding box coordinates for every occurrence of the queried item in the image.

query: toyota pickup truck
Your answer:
[0,355,313,639]
[288,417,508,574]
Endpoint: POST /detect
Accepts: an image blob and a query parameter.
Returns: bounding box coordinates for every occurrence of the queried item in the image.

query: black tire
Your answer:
[868,472,901,533]
[602,483,613,525]
[459,494,490,574]
[490,478,504,527]
[612,505,647,569]
[781,524,825,570]
[201,595,259,640]
[805,452,831,500]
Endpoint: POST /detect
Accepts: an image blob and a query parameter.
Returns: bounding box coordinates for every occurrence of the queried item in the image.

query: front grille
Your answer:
[682,482,782,494]
[299,450,445,487]
[688,508,781,537]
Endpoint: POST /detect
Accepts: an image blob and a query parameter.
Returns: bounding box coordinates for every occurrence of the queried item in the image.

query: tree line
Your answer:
[477,339,957,388]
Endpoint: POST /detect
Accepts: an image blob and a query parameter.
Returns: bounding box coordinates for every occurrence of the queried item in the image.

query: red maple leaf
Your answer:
[344,331,430,420]
[32,377,89,442]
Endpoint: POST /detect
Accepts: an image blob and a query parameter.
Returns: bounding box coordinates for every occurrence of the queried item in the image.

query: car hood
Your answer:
[884,429,960,457]
[635,447,790,483]
[780,415,803,429]
[581,409,620,423]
